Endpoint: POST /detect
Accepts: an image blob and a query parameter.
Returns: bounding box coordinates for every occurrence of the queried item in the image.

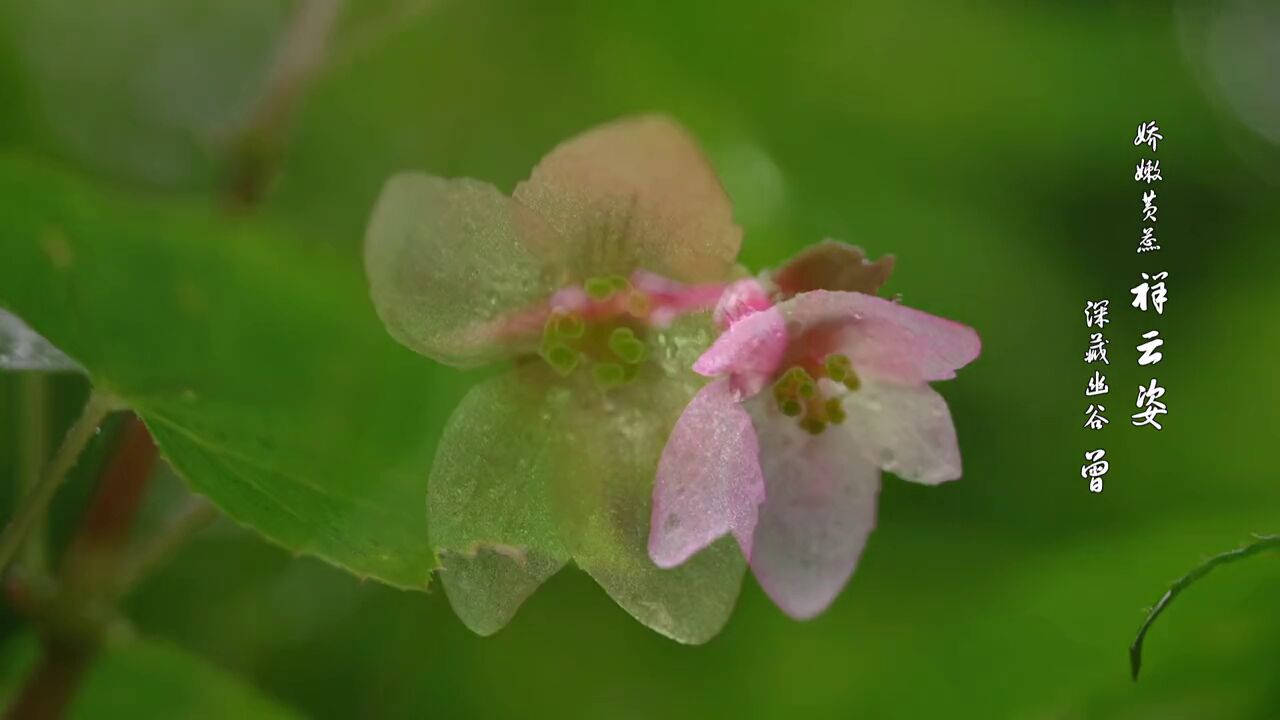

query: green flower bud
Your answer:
[608,327,647,364]
[554,312,585,339]
[824,397,846,424]
[842,371,861,392]
[542,342,580,376]
[585,276,616,300]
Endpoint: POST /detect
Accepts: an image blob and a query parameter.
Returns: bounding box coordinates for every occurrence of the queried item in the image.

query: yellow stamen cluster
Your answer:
[771,354,859,435]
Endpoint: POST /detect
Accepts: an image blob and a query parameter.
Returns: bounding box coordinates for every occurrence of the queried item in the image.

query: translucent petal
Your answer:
[513,115,741,284]
[782,290,980,383]
[0,308,81,372]
[365,173,567,367]
[541,347,745,644]
[771,240,895,297]
[647,311,719,381]
[744,396,881,620]
[650,378,764,568]
[429,366,570,635]
[836,379,963,485]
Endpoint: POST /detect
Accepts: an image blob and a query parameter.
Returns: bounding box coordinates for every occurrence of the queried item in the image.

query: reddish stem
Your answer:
[60,416,157,586]
[5,415,158,719]
[3,635,94,720]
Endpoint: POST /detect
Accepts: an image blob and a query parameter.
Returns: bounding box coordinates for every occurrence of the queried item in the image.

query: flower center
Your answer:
[771,353,860,434]
[538,275,652,391]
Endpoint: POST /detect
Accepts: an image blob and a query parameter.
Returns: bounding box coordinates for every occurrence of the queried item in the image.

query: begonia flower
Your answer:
[364,116,749,642]
[649,245,980,619]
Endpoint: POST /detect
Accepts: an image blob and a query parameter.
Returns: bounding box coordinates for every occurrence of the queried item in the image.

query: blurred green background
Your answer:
[2,0,1278,717]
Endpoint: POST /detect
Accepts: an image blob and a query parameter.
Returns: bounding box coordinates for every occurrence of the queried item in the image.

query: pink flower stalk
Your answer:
[649,254,980,620]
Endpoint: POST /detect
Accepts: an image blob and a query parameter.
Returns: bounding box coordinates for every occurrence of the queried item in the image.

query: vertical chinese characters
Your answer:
[1083,300,1111,439]
[1082,449,1109,494]
[1081,121,1170,494]
[1131,121,1168,430]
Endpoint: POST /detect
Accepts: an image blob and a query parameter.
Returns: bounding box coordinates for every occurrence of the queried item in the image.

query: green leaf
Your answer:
[428,365,570,635]
[0,634,300,719]
[0,152,439,589]
[0,0,288,189]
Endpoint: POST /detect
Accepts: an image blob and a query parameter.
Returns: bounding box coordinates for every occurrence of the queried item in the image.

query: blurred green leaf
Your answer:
[0,0,289,190]
[0,634,300,719]
[80,638,301,719]
[0,152,439,589]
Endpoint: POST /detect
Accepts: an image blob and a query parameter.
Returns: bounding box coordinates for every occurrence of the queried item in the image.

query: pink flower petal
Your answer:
[631,269,728,328]
[744,397,881,620]
[836,379,963,485]
[549,286,590,313]
[713,278,773,329]
[649,378,765,568]
[692,306,787,398]
[782,290,980,383]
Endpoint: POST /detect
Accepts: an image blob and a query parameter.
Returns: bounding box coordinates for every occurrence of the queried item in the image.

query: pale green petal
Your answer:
[365,173,567,367]
[513,115,742,284]
[646,311,719,380]
[541,317,745,644]
[429,366,570,635]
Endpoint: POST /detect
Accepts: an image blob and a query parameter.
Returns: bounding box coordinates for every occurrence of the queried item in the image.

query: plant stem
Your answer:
[3,635,94,720]
[328,0,437,69]
[60,415,158,598]
[0,390,116,576]
[5,413,156,719]
[16,373,50,574]
[1129,533,1280,680]
[224,0,345,207]
[113,495,220,597]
